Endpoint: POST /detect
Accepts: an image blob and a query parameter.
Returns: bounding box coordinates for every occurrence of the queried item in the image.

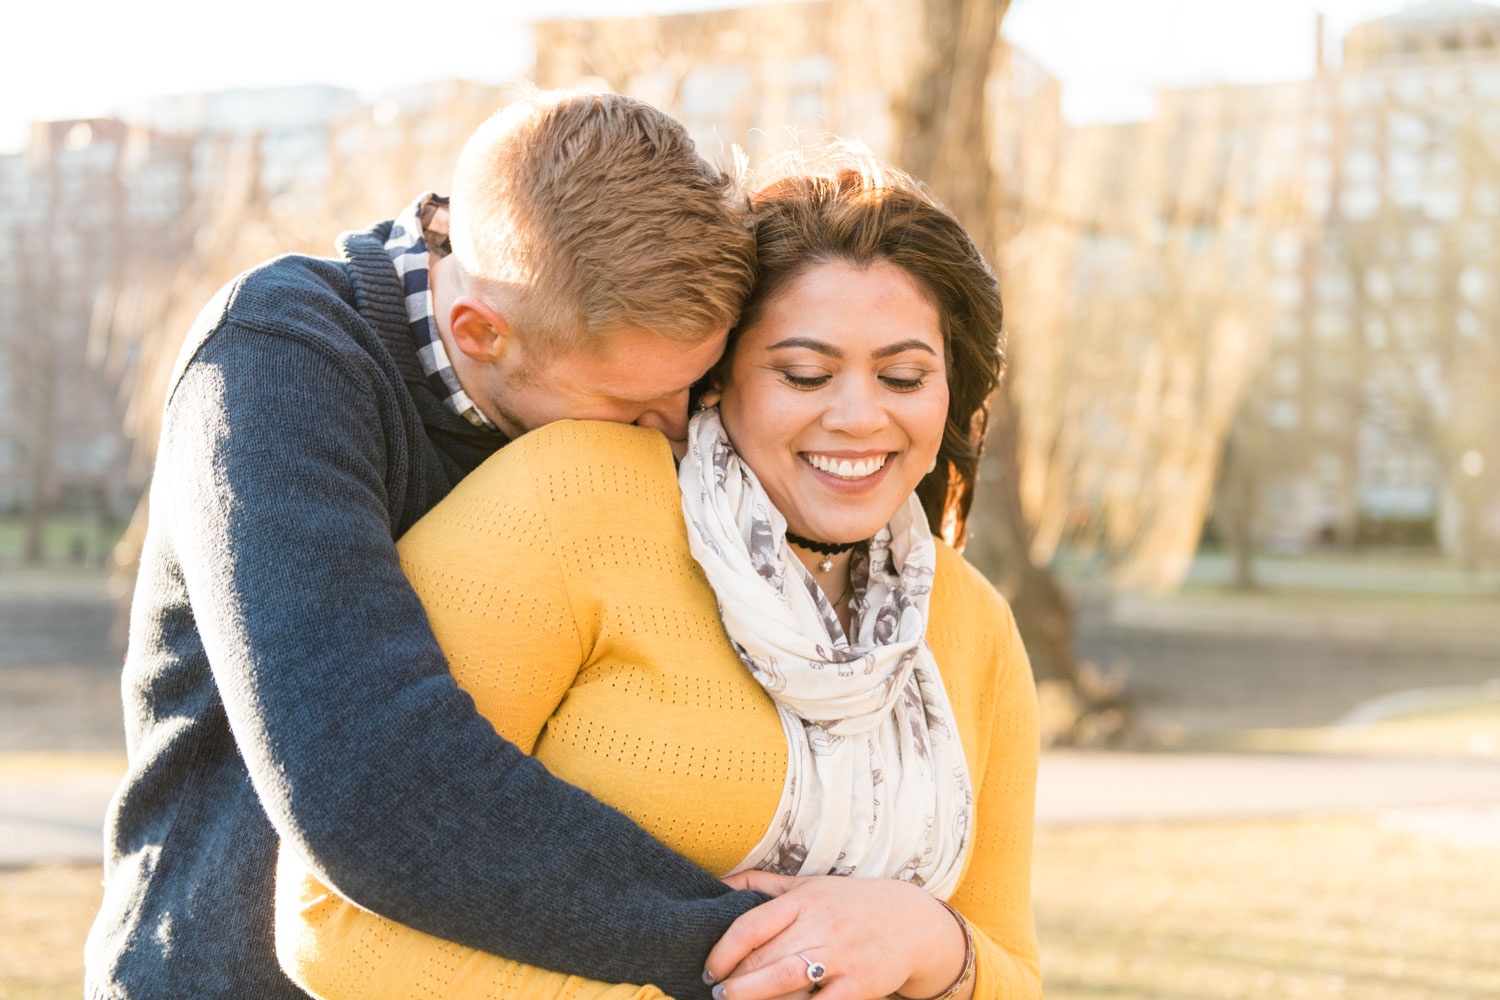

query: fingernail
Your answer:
[712,984,727,1000]
[702,969,717,986]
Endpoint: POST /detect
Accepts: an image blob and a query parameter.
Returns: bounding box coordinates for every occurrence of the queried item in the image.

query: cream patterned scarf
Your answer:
[678,408,974,898]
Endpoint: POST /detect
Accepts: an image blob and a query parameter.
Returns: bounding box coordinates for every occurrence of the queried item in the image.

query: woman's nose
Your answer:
[821,379,889,437]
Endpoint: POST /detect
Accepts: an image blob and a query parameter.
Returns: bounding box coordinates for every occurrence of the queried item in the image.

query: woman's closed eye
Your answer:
[779,369,832,389]
[777,368,934,391]
[880,371,929,391]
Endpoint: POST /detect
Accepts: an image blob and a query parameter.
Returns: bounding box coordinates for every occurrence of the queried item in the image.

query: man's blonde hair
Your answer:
[448,90,755,354]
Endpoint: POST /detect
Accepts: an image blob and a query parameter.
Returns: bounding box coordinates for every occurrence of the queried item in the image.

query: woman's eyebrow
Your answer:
[871,340,939,359]
[766,337,842,358]
[765,337,939,360]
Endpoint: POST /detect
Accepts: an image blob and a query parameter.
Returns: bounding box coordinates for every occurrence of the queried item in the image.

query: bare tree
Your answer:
[12,230,57,565]
[103,85,510,578]
[5,122,148,566]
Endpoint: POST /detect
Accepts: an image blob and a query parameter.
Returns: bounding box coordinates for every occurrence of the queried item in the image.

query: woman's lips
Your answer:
[798,452,898,493]
[800,452,891,480]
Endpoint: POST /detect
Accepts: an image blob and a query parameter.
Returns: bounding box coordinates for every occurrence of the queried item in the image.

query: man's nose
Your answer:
[634,388,692,444]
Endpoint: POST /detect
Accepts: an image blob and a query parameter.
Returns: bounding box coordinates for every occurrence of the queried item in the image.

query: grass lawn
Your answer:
[7,815,1496,1000]
[1035,816,1500,999]
[0,515,124,568]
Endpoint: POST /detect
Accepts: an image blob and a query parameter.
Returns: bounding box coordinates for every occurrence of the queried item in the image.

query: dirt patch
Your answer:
[0,863,102,1000]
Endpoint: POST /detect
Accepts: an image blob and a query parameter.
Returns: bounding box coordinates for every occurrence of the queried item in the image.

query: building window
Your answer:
[1316,400,1345,434]
[1342,184,1380,220]
[1364,266,1392,303]
[1270,231,1302,270]
[1395,70,1426,104]
[1460,265,1490,301]
[1474,68,1500,99]
[1316,271,1353,304]
[1422,186,1462,221]
[1273,274,1303,309]
[1410,228,1442,261]
[1458,309,1484,340]
[1388,152,1423,208]
[1315,310,1349,341]
[1273,355,1300,392]
[1268,399,1301,429]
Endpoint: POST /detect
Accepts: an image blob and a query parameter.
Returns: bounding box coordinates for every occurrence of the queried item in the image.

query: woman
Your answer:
[275,151,1041,1000]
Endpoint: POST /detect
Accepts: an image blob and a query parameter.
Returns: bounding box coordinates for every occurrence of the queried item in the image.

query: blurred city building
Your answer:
[1030,0,1500,566]
[0,87,368,550]
[0,81,513,552]
[111,85,362,137]
[0,119,191,526]
[4,0,1498,575]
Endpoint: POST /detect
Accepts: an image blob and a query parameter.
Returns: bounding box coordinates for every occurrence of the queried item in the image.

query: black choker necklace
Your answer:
[785,531,864,572]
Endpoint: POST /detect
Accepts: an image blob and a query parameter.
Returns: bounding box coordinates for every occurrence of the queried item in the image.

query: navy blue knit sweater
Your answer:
[84,221,762,999]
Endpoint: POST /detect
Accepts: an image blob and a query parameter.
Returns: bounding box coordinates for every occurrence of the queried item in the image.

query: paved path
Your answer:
[1,767,122,866]
[4,751,1498,866]
[1035,750,1500,825]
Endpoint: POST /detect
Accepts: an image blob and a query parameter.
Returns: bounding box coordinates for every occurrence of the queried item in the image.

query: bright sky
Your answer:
[0,0,1466,154]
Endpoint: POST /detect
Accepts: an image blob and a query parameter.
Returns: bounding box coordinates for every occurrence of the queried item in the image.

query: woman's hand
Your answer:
[703,871,969,1000]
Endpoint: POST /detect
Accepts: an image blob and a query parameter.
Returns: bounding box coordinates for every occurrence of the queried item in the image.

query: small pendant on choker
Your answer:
[785,530,863,572]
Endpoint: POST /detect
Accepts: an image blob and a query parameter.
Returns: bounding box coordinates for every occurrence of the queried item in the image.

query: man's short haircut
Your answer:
[449,89,755,355]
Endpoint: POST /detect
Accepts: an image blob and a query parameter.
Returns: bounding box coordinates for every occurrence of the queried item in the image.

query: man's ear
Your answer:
[449,296,513,363]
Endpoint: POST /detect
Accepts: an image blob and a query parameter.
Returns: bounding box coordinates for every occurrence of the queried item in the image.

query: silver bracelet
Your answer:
[894,899,974,1000]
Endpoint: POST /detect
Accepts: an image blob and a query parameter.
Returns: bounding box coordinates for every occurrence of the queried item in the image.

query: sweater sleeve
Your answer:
[162,323,757,1000]
[943,578,1043,1000]
[274,428,672,1000]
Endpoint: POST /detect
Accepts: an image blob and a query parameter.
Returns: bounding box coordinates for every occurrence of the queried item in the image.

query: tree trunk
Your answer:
[23,429,51,566]
[880,0,1080,691]
[1218,433,1259,590]
[15,214,55,567]
[22,311,56,567]
[979,383,1078,684]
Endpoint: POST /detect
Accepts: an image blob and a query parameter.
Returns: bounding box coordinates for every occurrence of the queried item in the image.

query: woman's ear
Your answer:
[690,366,725,411]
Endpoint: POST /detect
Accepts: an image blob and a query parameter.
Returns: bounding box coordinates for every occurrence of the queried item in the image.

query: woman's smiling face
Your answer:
[717,257,949,544]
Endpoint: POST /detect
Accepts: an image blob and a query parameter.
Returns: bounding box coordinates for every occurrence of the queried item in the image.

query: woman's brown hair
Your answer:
[732,148,1005,547]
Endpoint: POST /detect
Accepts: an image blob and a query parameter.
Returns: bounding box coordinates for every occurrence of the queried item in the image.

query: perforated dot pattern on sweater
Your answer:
[277,420,1041,999]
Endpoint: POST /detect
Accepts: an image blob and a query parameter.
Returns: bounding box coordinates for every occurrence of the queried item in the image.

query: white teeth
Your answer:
[805,453,887,479]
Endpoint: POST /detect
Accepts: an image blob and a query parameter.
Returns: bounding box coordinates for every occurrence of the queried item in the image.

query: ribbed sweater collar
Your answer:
[340,219,425,386]
[338,219,510,456]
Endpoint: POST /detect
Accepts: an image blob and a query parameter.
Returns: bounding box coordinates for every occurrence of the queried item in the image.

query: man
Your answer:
[86,90,763,1000]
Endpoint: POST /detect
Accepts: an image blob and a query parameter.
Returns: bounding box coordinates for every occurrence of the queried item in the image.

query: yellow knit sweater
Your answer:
[275,420,1040,1000]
